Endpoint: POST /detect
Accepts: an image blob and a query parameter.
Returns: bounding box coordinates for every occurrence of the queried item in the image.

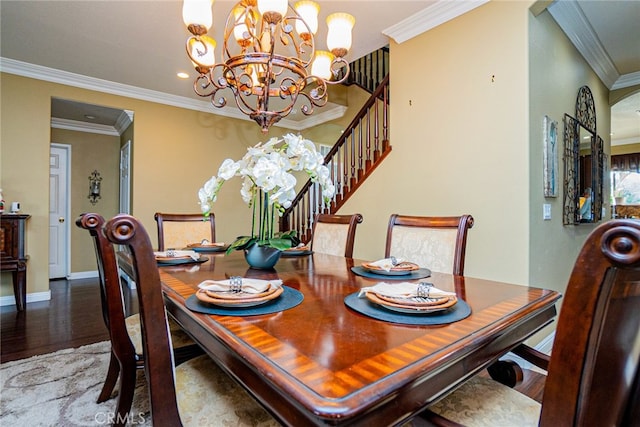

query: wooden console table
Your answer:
[614,205,640,218]
[0,214,30,311]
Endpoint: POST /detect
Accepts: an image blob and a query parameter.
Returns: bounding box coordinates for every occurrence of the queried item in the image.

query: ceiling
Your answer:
[1,0,638,142]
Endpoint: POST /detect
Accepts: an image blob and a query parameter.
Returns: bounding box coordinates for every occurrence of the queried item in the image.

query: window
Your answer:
[611,153,640,204]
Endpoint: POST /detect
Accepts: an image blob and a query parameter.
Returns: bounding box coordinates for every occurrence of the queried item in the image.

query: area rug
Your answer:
[0,341,151,426]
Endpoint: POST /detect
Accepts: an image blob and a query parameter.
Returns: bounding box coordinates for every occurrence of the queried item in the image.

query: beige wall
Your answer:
[50,128,121,273]
[343,1,533,285]
[528,8,610,300]
[612,143,640,155]
[0,73,274,297]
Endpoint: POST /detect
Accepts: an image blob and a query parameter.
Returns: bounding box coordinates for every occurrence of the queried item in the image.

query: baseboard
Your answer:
[119,267,136,290]
[67,271,99,280]
[535,330,555,355]
[0,290,51,307]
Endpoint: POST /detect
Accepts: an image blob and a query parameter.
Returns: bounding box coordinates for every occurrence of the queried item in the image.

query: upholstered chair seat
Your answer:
[175,355,279,426]
[427,376,540,427]
[124,315,194,355]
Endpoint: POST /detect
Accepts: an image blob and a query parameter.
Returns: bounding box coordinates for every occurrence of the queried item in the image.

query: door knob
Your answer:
[59,217,65,223]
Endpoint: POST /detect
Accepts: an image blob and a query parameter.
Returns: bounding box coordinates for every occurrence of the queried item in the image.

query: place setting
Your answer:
[351,256,431,280]
[154,249,208,266]
[184,239,229,253]
[185,276,304,316]
[281,243,313,257]
[344,281,471,325]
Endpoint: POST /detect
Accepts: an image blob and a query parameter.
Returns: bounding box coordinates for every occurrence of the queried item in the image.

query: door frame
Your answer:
[120,139,131,214]
[50,143,71,279]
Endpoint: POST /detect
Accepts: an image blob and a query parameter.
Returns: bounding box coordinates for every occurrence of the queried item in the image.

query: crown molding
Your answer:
[115,110,134,134]
[0,57,346,131]
[382,0,488,44]
[547,1,618,89]
[285,105,349,131]
[51,117,120,136]
[613,71,640,91]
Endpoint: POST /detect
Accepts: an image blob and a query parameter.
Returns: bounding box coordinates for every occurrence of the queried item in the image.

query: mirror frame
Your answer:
[562,86,605,225]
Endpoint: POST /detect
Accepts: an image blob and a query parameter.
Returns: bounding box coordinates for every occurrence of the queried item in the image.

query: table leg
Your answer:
[12,264,27,311]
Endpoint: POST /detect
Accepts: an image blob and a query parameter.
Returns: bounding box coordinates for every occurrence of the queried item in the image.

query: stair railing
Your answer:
[341,46,389,94]
[280,75,391,242]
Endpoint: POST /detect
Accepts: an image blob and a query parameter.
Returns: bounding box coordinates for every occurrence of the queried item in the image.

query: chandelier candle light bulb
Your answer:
[182,0,213,35]
[294,1,319,39]
[183,0,354,133]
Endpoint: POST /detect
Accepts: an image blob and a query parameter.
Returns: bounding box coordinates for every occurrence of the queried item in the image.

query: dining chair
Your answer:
[385,214,474,275]
[421,219,640,427]
[154,212,216,251]
[76,213,201,426]
[384,214,542,386]
[310,213,364,258]
[102,214,279,426]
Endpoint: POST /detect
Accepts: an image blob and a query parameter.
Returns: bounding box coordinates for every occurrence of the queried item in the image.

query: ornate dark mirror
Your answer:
[563,86,605,225]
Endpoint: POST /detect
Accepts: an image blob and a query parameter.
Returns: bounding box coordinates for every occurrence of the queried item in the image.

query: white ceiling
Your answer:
[1,0,638,142]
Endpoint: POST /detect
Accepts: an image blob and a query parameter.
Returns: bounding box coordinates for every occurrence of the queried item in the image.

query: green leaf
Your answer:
[266,238,294,251]
[225,235,256,254]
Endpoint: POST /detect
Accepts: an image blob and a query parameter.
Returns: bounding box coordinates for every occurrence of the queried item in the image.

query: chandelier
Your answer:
[183,0,355,133]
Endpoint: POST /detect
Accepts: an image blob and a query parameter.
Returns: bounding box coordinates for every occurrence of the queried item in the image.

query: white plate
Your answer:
[365,292,457,314]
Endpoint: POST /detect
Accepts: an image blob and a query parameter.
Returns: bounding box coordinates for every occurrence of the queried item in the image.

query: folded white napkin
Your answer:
[285,243,310,251]
[198,278,283,294]
[198,240,225,247]
[367,257,405,272]
[358,282,455,298]
[154,250,200,261]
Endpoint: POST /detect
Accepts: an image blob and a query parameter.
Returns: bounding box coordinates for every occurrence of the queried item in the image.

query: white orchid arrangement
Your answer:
[198,133,335,252]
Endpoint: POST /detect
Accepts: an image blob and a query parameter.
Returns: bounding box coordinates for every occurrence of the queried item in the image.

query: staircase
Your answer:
[280,48,391,242]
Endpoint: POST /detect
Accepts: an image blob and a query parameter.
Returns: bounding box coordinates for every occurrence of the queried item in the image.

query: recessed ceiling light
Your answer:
[177,72,190,79]
[84,114,96,120]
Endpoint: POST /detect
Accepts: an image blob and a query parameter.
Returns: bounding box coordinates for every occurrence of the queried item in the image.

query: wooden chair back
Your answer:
[103,214,183,425]
[310,213,363,258]
[75,213,137,378]
[76,213,139,402]
[154,212,215,251]
[539,219,640,426]
[385,214,474,275]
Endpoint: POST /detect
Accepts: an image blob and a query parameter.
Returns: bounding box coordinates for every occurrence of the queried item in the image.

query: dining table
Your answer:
[156,250,561,426]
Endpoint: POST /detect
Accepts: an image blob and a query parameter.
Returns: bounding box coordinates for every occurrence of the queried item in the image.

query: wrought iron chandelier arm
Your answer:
[183,0,355,133]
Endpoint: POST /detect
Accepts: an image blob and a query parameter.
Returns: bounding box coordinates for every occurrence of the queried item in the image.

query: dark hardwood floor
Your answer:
[1,277,546,404]
[1,278,111,363]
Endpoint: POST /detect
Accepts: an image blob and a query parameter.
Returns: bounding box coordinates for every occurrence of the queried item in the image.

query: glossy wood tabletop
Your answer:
[160,252,560,426]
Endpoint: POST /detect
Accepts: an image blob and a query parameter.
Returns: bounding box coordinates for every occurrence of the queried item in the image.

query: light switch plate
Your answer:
[543,204,551,220]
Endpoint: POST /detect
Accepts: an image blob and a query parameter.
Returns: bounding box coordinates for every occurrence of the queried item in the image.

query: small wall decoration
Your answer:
[88,170,102,205]
[543,115,558,197]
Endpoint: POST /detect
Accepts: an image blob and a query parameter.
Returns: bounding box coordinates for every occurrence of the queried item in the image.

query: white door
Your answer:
[49,144,70,278]
[120,140,131,214]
